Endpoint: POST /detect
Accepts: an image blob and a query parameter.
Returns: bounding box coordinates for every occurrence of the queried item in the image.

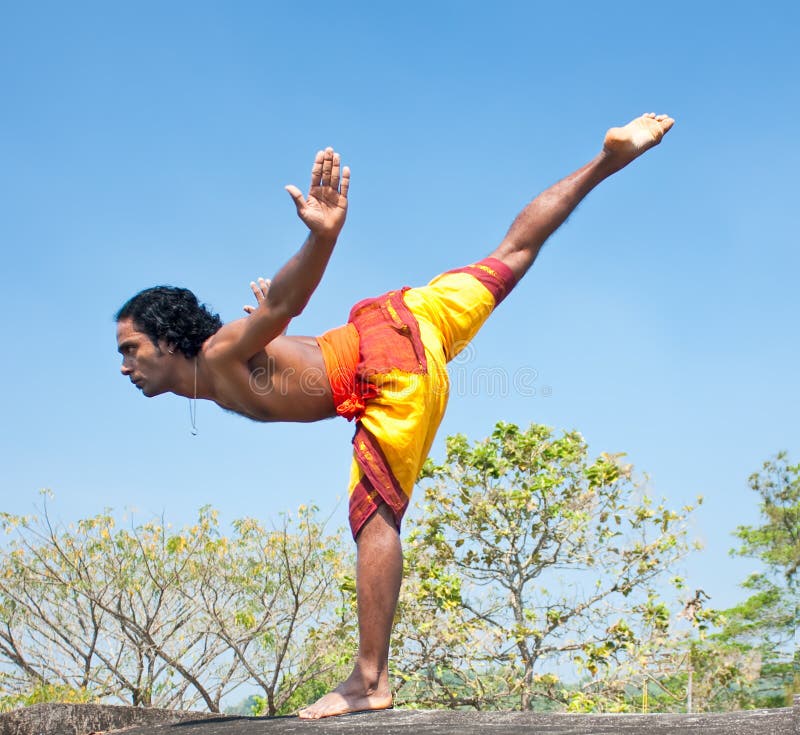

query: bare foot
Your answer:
[297,681,393,720]
[603,112,674,168]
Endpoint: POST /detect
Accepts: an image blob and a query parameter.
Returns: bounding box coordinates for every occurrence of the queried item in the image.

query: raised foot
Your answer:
[603,112,675,167]
[297,687,393,720]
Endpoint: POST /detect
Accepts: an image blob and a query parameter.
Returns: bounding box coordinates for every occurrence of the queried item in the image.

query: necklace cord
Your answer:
[189,358,198,435]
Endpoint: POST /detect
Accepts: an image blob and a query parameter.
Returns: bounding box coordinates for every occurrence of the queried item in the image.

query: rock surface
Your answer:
[1,700,796,735]
[0,703,221,735]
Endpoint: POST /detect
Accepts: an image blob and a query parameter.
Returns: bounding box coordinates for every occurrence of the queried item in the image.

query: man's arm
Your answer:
[243,278,320,344]
[212,147,350,361]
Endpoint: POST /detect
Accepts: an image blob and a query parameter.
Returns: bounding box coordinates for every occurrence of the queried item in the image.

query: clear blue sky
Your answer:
[1,1,798,614]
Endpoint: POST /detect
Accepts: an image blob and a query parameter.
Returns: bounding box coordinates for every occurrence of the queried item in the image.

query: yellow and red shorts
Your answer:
[316,257,516,539]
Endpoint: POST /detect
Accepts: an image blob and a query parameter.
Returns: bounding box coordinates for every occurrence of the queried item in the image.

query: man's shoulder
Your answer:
[202,319,248,363]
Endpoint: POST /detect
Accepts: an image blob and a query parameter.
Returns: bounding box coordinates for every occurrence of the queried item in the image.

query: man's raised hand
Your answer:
[285,147,350,242]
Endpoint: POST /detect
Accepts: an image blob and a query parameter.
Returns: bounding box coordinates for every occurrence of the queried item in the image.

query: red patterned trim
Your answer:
[349,423,410,539]
[349,476,391,539]
[445,256,517,306]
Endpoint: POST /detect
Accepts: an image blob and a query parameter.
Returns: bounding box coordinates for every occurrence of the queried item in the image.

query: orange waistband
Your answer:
[316,323,376,422]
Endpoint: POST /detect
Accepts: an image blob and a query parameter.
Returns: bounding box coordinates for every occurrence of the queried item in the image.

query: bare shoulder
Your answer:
[203,318,249,363]
[204,319,305,364]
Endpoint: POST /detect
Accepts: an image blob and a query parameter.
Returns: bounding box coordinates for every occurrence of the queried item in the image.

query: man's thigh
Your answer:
[404,257,517,362]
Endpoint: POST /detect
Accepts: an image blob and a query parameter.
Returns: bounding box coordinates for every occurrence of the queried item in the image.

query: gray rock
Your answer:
[0,703,221,735]
[1,700,796,735]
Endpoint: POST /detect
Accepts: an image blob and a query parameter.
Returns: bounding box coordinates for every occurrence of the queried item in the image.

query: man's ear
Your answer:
[156,339,175,356]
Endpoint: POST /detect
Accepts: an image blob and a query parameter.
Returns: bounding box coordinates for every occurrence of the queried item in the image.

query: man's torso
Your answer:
[205,333,337,423]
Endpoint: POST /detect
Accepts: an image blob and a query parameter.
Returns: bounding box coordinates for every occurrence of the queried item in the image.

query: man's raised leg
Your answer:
[490,113,674,280]
[298,503,399,719]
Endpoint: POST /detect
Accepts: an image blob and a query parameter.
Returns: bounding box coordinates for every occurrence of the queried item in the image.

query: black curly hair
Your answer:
[116,286,223,358]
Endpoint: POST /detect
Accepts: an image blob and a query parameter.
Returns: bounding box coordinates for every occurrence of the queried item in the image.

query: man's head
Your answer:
[115,286,222,397]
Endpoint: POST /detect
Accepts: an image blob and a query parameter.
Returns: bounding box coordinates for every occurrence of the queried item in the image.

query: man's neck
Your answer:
[170,354,214,401]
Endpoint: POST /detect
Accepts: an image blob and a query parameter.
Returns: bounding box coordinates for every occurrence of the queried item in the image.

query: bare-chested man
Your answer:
[116,113,674,719]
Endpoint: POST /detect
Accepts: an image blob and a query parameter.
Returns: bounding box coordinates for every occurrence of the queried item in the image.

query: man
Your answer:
[116,113,674,719]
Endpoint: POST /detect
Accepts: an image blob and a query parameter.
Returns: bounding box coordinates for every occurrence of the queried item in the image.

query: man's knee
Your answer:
[356,502,401,545]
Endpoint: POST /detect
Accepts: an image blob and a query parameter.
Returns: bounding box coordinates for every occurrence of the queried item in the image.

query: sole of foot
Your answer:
[603,112,675,165]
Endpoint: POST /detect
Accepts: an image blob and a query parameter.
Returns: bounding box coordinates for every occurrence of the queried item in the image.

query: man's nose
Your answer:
[121,363,132,376]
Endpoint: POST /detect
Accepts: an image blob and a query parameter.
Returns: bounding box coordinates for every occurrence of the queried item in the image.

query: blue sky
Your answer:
[1,0,798,617]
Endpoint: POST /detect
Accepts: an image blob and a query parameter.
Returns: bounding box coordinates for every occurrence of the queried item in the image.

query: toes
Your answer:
[298,700,331,719]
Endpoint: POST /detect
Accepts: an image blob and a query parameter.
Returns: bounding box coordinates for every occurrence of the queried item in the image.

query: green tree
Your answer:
[0,498,354,713]
[393,422,700,712]
[689,453,798,710]
[209,507,355,715]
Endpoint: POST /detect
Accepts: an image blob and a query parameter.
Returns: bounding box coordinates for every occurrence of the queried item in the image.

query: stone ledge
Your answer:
[107,704,799,735]
[0,703,222,735]
[1,701,796,735]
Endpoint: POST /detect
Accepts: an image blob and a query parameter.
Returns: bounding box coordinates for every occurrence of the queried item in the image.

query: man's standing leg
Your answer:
[299,504,399,719]
[298,113,674,719]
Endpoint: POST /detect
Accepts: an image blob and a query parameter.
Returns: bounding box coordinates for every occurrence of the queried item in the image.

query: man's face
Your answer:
[116,318,174,397]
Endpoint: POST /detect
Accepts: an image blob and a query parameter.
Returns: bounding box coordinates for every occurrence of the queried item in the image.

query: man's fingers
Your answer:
[309,150,324,189]
[330,153,341,191]
[285,184,305,212]
[307,146,346,192]
[320,147,333,187]
[340,165,351,198]
[250,278,271,303]
[245,277,273,314]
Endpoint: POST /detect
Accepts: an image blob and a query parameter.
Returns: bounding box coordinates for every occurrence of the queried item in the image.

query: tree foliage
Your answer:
[688,453,799,710]
[6,428,793,715]
[393,422,700,711]
[0,498,354,714]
